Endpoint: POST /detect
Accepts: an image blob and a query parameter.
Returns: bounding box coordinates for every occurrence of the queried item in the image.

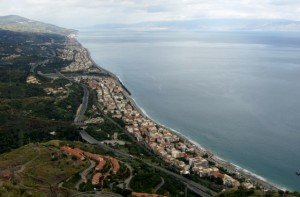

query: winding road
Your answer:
[65,72,216,196]
[117,162,133,190]
[124,163,133,190]
[153,177,164,193]
[75,159,96,190]
[80,130,216,197]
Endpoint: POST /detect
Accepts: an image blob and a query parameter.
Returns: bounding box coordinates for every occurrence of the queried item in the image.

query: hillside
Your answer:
[2,16,300,197]
[0,19,190,197]
[0,28,83,153]
[0,15,76,36]
[0,140,89,196]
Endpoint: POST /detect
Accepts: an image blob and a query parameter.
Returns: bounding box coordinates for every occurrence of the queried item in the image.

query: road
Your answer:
[124,163,133,190]
[75,159,96,190]
[80,130,216,197]
[117,162,133,190]
[92,92,154,156]
[153,177,164,193]
[74,84,89,123]
[55,71,89,124]
[61,73,216,196]
[30,60,49,73]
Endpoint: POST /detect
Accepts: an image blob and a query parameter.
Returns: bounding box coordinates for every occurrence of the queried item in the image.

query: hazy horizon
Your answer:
[1,0,300,30]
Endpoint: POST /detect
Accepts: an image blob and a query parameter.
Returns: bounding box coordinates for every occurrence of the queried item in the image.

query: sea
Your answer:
[78,30,300,191]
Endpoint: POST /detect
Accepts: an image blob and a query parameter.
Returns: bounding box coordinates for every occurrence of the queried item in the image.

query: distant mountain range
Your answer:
[2,15,299,34]
[0,15,76,35]
[89,19,300,32]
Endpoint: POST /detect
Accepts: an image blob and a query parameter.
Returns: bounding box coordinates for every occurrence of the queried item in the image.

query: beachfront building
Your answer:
[79,76,240,188]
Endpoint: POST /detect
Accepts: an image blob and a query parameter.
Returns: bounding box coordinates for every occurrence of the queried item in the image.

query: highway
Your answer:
[74,84,89,123]
[58,71,217,196]
[55,70,89,124]
[80,130,216,197]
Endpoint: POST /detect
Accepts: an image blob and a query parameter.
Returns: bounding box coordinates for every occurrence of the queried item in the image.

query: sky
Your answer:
[1,0,300,28]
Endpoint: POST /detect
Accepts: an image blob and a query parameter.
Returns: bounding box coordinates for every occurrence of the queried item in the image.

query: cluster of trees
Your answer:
[85,121,124,141]
[0,29,67,45]
[0,29,85,154]
[0,122,80,154]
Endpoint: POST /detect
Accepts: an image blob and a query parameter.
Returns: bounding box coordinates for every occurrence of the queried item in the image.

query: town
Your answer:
[73,75,241,189]
[0,14,295,197]
[54,34,275,192]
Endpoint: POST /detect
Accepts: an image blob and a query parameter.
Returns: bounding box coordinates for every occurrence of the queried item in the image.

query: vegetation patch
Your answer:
[0,140,89,196]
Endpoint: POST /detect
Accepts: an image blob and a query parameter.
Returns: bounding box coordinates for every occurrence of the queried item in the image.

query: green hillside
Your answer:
[0,15,76,36]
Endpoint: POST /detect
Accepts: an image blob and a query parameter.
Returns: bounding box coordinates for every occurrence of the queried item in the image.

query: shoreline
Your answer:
[126,94,282,191]
[75,37,282,192]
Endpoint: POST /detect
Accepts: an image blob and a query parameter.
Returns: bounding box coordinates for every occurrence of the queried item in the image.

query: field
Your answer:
[0,140,89,196]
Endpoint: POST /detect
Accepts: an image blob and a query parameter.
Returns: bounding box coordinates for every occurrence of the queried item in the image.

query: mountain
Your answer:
[89,19,300,32]
[0,15,76,36]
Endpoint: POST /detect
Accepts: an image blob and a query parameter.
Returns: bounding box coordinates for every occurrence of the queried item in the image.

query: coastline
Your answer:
[128,94,281,191]
[75,37,281,192]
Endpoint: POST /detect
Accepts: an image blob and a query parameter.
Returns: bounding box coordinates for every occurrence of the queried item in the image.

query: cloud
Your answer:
[0,0,300,28]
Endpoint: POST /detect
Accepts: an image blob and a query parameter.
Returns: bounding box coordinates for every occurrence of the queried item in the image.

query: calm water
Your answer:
[78,31,300,191]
